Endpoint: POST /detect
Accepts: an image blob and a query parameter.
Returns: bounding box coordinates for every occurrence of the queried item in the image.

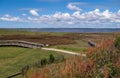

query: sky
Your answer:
[0,0,120,28]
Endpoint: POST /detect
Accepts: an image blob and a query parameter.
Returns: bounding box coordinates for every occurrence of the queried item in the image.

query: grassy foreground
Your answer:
[0,47,69,78]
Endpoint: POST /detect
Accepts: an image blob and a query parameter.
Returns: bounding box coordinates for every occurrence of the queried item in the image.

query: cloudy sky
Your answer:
[0,0,120,28]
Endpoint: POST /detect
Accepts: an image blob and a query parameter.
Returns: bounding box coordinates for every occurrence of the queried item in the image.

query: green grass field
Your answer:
[49,45,87,53]
[49,40,88,53]
[0,47,69,78]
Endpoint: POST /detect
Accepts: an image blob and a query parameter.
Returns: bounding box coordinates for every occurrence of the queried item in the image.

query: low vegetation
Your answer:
[0,29,120,78]
[50,45,86,53]
[115,36,120,50]
[0,47,68,78]
[0,29,67,36]
[25,37,120,78]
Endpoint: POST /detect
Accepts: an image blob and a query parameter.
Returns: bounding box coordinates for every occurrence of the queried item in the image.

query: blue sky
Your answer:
[0,0,120,28]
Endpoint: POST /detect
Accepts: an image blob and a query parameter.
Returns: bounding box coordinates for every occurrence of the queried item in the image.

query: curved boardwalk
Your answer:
[0,40,86,56]
[0,40,44,48]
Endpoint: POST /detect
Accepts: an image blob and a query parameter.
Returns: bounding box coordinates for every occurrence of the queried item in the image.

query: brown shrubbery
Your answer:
[0,34,77,45]
[23,37,120,78]
[0,33,114,46]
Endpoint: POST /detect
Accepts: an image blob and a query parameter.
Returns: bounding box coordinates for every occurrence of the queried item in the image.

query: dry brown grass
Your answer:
[24,38,120,78]
[0,33,118,46]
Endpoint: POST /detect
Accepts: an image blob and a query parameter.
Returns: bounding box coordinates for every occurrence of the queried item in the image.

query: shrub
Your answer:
[49,54,55,63]
[115,36,120,50]
[24,38,120,78]
[41,58,47,66]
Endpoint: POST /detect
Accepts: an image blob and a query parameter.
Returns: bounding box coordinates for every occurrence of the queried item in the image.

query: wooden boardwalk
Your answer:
[0,40,85,56]
[0,40,44,48]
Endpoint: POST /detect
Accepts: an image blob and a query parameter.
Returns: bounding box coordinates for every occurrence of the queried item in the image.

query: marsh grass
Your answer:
[0,47,68,78]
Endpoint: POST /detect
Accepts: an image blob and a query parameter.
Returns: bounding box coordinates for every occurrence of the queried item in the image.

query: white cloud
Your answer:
[29,9,39,16]
[117,10,120,15]
[4,14,11,17]
[53,12,71,20]
[26,9,120,27]
[1,8,120,28]
[72,11,85,19]
[22,13,27,16]
[19,8,45,12]
[102,10,112,18]
[0,14,22,22]
[67,3,82,11]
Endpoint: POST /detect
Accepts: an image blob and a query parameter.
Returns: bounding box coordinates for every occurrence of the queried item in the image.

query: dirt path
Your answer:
[42,48,86,56]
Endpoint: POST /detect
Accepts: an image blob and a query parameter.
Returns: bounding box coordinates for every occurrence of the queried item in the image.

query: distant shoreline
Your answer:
[1,28,120,33]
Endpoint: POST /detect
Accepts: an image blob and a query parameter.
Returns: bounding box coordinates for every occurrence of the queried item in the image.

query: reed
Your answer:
[25,37,120,78]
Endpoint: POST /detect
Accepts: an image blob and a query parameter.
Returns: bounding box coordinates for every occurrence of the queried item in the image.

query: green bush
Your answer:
[41,58,47,66]
[49,54,55,63]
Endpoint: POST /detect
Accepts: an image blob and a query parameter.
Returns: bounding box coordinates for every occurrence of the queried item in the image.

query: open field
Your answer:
[0,29,67,36]
[0,29,120,53]
[0,29,120,52]
[0,29,120,78]
[0,47,70,78]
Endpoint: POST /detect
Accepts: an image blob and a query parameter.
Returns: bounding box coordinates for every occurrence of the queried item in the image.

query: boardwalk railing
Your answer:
[0,40,44,48]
